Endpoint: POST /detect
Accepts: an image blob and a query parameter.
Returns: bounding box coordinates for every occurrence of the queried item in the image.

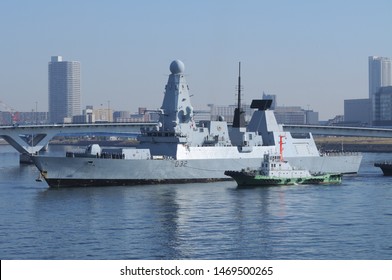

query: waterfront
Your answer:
[0,144,391,259]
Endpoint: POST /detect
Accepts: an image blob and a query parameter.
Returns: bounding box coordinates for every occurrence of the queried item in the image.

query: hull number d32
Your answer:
[175,161,188,167]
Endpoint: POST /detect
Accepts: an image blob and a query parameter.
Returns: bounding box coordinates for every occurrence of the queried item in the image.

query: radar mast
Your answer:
[232,62,245,128]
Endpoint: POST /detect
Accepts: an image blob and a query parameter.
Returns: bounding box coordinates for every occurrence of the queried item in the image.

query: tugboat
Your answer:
[374,162,392,176]
[225,136,342,187]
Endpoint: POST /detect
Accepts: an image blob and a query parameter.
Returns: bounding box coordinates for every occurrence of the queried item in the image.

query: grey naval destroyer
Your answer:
[32,60,362,187]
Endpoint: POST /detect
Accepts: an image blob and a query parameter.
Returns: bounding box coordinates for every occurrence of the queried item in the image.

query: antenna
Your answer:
[238,61,241,112]
[232,61,245,128]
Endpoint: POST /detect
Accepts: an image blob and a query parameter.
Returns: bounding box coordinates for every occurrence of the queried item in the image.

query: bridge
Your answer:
[0,122,156,155]
[2,122,392,157]
[282,124,392,137]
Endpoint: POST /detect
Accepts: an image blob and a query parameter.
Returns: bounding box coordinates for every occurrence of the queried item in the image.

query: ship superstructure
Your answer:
[32,60,362,187]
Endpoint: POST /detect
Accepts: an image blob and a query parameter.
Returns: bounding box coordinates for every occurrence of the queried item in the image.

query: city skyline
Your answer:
[1,0,392,119]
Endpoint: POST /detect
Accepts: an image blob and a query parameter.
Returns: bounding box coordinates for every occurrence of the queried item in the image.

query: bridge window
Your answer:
[291,133,311,139]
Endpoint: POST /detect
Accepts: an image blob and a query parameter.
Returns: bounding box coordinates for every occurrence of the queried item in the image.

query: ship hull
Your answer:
[43,178,233,188]
[33,153,361,188]
[224,170,342,187]
[374,162,392,176]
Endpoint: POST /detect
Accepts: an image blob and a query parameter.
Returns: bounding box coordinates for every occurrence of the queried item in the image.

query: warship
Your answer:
[32,60,362,187]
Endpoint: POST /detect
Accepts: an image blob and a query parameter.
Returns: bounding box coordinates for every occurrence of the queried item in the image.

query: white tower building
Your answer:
[48,56,81,123]
[369,56,392,98]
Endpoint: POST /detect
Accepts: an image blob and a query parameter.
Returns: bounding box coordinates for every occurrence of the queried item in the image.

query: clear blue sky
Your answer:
[1,0,391,119]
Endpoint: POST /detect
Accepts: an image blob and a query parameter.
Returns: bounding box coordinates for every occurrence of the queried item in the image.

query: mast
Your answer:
[232,62,245,128]
[279,135,285,162]
[238,62,241,114]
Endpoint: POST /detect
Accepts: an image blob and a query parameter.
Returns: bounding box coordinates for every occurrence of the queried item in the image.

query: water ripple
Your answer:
[1,147,392,259]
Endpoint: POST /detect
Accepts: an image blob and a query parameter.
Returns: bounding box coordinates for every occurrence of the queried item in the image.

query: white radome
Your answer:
[170,60,185,74]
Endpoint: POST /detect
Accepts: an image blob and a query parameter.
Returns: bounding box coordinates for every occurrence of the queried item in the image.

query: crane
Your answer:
[0,100,19,124]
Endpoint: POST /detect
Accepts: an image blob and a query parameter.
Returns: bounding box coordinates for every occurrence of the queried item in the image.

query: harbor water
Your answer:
[0,144,391,259]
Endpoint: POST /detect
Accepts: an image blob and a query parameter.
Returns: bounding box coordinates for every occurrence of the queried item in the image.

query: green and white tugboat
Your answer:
[225,136,342,187]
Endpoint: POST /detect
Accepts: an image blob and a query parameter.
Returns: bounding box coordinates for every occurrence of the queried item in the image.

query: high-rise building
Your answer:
[48,56,81,123]
[369,56,392,98]
[344,98,372,125]
[369,56,392,122]
[373,86,392,126]
[262,92,277,109]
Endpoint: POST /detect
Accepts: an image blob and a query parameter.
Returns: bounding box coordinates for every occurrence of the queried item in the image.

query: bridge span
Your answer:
[0,122,156,155]
[282,124,392,138]
[2,122,392,156]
